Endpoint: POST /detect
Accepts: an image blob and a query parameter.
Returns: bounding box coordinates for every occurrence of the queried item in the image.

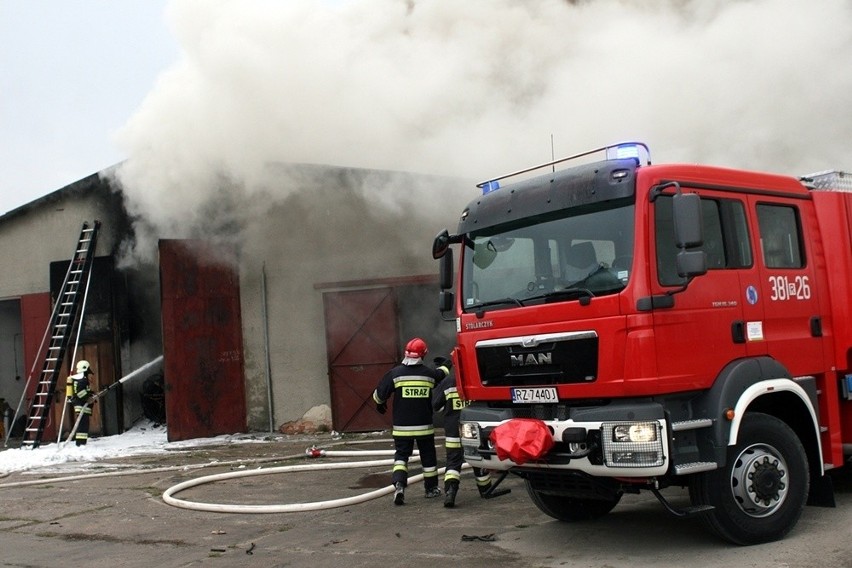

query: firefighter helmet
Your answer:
[76,360,91,373]
[404,338,428,359]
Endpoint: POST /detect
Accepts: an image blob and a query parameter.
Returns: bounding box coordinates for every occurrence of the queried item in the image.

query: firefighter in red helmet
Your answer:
[372,337,451,505]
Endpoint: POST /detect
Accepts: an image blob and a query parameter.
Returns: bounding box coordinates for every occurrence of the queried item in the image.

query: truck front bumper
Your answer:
[459,402,670,478]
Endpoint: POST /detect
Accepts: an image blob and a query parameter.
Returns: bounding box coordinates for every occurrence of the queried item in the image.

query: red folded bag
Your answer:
[489,418,554,465]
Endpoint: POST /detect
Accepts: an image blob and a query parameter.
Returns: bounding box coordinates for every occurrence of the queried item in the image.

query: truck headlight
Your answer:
[612,422,657,443]
[601,421,664,468]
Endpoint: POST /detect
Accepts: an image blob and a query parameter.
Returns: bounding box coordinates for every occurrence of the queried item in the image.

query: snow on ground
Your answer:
[0,421,272,475]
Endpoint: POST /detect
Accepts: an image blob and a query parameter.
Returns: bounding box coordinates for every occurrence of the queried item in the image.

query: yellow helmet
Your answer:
[76,360,91,373]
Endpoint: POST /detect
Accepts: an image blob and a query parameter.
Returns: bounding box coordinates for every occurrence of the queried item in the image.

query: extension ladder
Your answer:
[20,220,100,448]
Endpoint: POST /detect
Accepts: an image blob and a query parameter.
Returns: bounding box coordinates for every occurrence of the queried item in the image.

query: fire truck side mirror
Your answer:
[433,229,451,259]
[438,290,455,313]
[439,247,454,290]
[671,192,708,278]
[672,192,703,248]
[677,250,708,278]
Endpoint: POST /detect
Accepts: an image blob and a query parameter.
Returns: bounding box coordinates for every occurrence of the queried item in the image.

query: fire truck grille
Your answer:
[476,334,598,386]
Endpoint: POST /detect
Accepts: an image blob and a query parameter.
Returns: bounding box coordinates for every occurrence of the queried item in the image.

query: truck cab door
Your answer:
[649,191,750,390]
[746,195,825,376]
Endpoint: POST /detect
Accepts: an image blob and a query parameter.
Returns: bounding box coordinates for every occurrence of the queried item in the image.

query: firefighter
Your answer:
[372,337,451,505]
[67,359,96,446]
[432,365,498,507]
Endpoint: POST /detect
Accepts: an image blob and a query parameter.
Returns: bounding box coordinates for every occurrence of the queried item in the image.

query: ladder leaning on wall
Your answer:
[16,220,101,449]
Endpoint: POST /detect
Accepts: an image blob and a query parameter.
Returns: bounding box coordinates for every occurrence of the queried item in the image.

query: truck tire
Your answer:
[689,412,809,545]
[525,481,622,521]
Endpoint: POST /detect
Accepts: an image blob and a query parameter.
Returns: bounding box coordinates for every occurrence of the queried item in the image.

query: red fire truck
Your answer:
[432,142,852,545]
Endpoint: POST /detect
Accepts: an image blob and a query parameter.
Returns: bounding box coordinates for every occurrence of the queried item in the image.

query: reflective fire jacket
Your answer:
[373,361,449,437]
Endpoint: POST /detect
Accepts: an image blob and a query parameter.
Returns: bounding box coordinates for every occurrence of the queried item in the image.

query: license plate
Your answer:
[511,387,558,403]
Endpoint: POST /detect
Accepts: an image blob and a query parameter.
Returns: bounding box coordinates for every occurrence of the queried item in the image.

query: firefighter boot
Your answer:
[424,486,442,499]
[444,481,459,508]
[393,482,405,506]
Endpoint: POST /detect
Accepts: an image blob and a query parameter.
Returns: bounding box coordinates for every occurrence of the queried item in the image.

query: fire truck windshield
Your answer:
[461,199,635,312]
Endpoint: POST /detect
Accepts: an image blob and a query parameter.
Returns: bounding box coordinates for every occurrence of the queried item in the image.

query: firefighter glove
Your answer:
[376,402,387,415]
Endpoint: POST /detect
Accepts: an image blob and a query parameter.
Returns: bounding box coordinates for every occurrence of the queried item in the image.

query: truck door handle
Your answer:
[731,321,745,344]
[810,316,823,337]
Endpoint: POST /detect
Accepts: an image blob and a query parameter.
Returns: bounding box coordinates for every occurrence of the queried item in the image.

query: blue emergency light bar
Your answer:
[482,180,501,194]
[476,141,651,194]
[608,144,641,160]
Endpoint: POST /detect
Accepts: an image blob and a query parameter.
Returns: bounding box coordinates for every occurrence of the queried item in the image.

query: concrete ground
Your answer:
[1,432,850,568]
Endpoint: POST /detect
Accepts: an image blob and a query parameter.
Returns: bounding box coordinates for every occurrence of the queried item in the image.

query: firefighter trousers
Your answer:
[444,444,492,494]
[392,434,439,491]
[73,405,91,446]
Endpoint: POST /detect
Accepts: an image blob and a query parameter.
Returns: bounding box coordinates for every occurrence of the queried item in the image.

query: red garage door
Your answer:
[324,288,399,432]
[159,239,247,442]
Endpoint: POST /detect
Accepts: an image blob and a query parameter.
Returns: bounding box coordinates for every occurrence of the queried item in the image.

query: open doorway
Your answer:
[0,299,24,437]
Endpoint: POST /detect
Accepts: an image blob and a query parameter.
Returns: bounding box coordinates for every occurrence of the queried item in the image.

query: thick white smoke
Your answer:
[113,0,852,258]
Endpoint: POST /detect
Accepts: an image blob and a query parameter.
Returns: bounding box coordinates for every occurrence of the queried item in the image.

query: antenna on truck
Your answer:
[551,134,555,173]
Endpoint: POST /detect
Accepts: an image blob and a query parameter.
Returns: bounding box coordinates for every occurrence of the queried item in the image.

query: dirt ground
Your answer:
[1,432,850,568]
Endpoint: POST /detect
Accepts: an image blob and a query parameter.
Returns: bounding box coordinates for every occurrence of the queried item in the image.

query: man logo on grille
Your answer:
[510,353,552,366]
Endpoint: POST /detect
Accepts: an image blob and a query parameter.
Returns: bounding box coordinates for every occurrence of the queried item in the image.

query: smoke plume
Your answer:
[112,0,852,261]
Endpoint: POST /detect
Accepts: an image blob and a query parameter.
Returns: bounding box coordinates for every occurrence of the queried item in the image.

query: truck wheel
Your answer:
[525,481,622,521]
[689,412,809,545]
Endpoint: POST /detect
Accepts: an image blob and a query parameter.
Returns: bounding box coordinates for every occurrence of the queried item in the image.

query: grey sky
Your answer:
[0,0,178,214]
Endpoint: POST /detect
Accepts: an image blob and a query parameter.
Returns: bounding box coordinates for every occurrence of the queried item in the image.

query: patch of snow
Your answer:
[0,421,269,474]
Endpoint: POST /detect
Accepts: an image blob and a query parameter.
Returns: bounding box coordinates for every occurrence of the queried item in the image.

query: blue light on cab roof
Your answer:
[605,142,650,165]
[611,144,640,159]
[482,180,501,194]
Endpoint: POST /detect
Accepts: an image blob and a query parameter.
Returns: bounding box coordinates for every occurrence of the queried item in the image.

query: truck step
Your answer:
[673,461,718,475]
[670,418,713,432]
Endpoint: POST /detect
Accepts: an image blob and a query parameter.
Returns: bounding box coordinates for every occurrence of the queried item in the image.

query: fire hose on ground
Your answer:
[161,446,472,513]
[161,422,544,512]
[0,440,487,512]
[4,420,548,510]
